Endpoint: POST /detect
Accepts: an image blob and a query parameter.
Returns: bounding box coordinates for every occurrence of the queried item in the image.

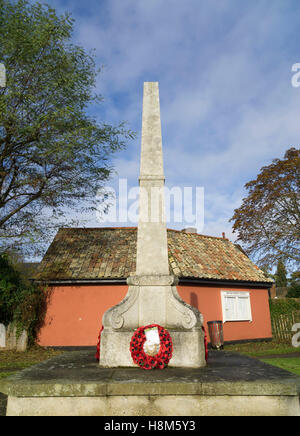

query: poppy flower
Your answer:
[129,324,173,371]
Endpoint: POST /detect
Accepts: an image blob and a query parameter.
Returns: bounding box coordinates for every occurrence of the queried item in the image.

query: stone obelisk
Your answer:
[99,82,206,368]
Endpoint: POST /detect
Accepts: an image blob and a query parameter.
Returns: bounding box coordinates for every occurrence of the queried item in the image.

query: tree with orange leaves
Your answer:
[230,148,300,269]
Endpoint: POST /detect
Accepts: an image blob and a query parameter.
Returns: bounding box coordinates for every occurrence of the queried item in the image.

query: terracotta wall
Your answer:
[177,284,272,342]
[37,285,128,347]
[37,283,272,347]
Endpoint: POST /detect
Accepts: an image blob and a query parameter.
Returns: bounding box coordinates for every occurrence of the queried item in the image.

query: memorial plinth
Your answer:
[99,82,206,368]
[1,350,300,416]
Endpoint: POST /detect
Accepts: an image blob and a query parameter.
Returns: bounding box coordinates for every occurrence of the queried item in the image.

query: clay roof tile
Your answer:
[34,227,273,284]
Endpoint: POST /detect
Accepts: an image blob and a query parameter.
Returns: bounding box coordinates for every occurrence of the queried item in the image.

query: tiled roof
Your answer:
[34,227,273,284]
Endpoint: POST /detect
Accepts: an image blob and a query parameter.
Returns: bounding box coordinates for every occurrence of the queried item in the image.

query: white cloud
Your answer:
[28,0,300,244]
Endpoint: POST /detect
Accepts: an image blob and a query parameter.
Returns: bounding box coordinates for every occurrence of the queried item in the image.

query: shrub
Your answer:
[269,298,300,317]
[0,253,49,344]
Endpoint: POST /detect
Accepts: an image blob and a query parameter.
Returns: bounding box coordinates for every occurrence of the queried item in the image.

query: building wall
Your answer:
[177,284,272,342]
[37,285,128,347]
[37,283,272,347]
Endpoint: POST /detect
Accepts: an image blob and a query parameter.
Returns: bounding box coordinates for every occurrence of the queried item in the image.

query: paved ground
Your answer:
[1,350,299,416]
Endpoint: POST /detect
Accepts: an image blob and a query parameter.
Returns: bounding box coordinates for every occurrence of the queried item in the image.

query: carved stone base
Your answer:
[99,327,206,368]
[99,275,206,368]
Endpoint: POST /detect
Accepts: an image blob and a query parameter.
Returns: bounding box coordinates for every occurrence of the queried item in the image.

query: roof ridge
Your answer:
[58,226,227,240]
[167,229,227,240]
[59,227,138,231]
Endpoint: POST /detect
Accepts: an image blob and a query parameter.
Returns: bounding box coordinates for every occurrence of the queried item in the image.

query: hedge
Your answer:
[269,298,300,317]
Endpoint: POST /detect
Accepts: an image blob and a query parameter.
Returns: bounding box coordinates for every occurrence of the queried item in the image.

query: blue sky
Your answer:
[37,0,300,240]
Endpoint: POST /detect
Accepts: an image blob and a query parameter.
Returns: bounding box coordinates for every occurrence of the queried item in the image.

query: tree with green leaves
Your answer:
[274,258,287,288]
[287,271,300,298]
[230,148,300,269]
[0,0,134,254]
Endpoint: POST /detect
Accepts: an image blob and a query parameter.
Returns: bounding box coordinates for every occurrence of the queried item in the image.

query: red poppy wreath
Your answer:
[130,324,173,370]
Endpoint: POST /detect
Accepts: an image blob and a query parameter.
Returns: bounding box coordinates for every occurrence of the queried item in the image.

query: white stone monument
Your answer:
[99,82,206,368]
[0,63,6,88]
[16,330,28,352]
[0,324,6,348]
[5,324,17,350]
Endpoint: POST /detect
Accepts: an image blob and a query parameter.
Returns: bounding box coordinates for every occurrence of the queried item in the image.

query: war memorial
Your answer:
[0,83,299,416]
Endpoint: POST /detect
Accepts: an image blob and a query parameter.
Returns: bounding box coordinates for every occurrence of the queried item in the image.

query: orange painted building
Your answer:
[35,228,274,347]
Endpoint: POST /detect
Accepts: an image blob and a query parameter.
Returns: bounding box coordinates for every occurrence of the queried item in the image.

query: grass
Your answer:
[0,346,63,379]
[225,341,300,357]
[225,340,300,376]
[0,372,13,380]
[260,358,300,376]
